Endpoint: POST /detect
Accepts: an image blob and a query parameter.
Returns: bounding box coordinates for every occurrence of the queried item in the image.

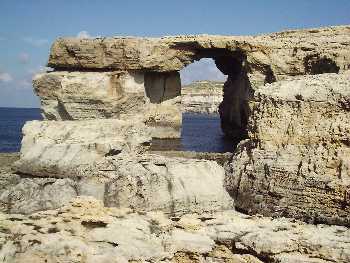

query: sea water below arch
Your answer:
[151,113,236,153]
[0,108,236,153]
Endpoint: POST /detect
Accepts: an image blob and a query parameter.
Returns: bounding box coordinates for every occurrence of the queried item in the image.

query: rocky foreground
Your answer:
[1,196,350,263]
[1,25,350,262]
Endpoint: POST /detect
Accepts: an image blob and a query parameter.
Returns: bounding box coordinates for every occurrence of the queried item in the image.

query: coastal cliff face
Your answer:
[1,25,350,263]
[225,72,350,226]
[181,81,223,114]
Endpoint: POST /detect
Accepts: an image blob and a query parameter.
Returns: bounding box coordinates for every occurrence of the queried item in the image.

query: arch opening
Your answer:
[150,52,252,153]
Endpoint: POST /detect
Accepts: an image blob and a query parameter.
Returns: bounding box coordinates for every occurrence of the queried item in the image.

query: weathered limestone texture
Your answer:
[7,120,233,215]
[34,71,182,138]
[4,154,233,215]
[225,72,350,226]
[14,119,151,178]
[48,26,350,79]
[1,24,350,262]
[42,25,350,140]
[1,197,349,263]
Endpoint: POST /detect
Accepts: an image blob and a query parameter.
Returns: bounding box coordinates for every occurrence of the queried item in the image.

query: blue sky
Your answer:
[0,0,349,108]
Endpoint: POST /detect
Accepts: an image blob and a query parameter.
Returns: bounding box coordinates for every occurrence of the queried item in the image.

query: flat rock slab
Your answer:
[48,26,350,81]
[4,152,233,215]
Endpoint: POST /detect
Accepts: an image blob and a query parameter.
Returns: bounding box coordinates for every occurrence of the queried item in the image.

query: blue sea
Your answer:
[151,113,236,153]
[0,108,234,153]
[0,107,42,152]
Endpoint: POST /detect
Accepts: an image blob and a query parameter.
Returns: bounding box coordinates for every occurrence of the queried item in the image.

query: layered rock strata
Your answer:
[3,25,350,231]
[1,197,349,263]
[0,120,234,215]
[1,25,350,263]
[43,25,350,139]
[225,72,350,226]
[34,70,182,138]
[181,81,223,114]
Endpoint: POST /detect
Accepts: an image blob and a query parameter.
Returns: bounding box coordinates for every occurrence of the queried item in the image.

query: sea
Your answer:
[0,108,234,153]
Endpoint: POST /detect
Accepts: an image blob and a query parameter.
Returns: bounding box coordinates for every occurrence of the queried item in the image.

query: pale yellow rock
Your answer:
[225,72,350,226]
[0,197,349,263]
[48,26,350,82]
[33,70,182,138]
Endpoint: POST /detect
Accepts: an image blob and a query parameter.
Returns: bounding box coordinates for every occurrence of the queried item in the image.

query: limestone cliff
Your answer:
[181,81,223,114]
[1,25,350,263]
[225,72,350,226]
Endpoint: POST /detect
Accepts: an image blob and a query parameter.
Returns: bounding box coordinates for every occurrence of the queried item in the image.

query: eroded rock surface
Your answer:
[48,26,350,83]
[34,71,182,138]
[225,72,350,226]
[0,196,349,263]
[2,121,233,215]
[2,25,350,262]
[43,26,350,139]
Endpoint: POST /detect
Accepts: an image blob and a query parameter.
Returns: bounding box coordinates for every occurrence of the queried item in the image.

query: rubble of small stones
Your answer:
[0,25,350,262]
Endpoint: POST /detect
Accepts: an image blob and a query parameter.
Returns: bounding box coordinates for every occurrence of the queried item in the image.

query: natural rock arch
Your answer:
[44,26,350,141]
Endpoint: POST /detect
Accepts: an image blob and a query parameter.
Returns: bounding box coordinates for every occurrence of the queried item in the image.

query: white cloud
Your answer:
[0,72,13,83]
[77,31,92,39]
[23,37,49,47]
[16,66,52,89]
[180,58,226,85]
[18,52,30,64]
[27,66,52,76]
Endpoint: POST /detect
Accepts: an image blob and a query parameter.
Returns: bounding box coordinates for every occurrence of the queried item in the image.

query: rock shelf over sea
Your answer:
[1,25,350,263]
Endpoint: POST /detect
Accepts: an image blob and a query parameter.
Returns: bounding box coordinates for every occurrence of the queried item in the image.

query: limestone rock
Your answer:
[48,26,350,83]
[0,196,349,263]
[11,153,233,215]
[34,71,182,138]
[225,72,350,226]
[8,119,233,215]
[34,71,146,120]
[14,119,152,178]
[103,154,234,215]
[0,174,77,214]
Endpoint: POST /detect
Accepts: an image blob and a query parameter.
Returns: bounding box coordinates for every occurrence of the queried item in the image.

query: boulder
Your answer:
[103,154,234,215]
[14,119,151,178]
[7,119,233,215]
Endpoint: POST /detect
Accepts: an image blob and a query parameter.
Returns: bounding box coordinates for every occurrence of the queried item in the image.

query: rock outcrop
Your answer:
[225,72,350,226]
[35,26,350,141]
[1,25,350,262]
[34,71,182,138]
[48,26,350,80]
[2,122,233,215]
[1,196,349,263]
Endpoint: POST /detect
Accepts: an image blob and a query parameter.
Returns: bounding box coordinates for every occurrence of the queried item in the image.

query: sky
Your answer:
[0,0,349,108]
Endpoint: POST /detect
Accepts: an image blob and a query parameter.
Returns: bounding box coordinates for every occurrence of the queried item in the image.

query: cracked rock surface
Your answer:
[225,72,350,226]
[0,196,349,263]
